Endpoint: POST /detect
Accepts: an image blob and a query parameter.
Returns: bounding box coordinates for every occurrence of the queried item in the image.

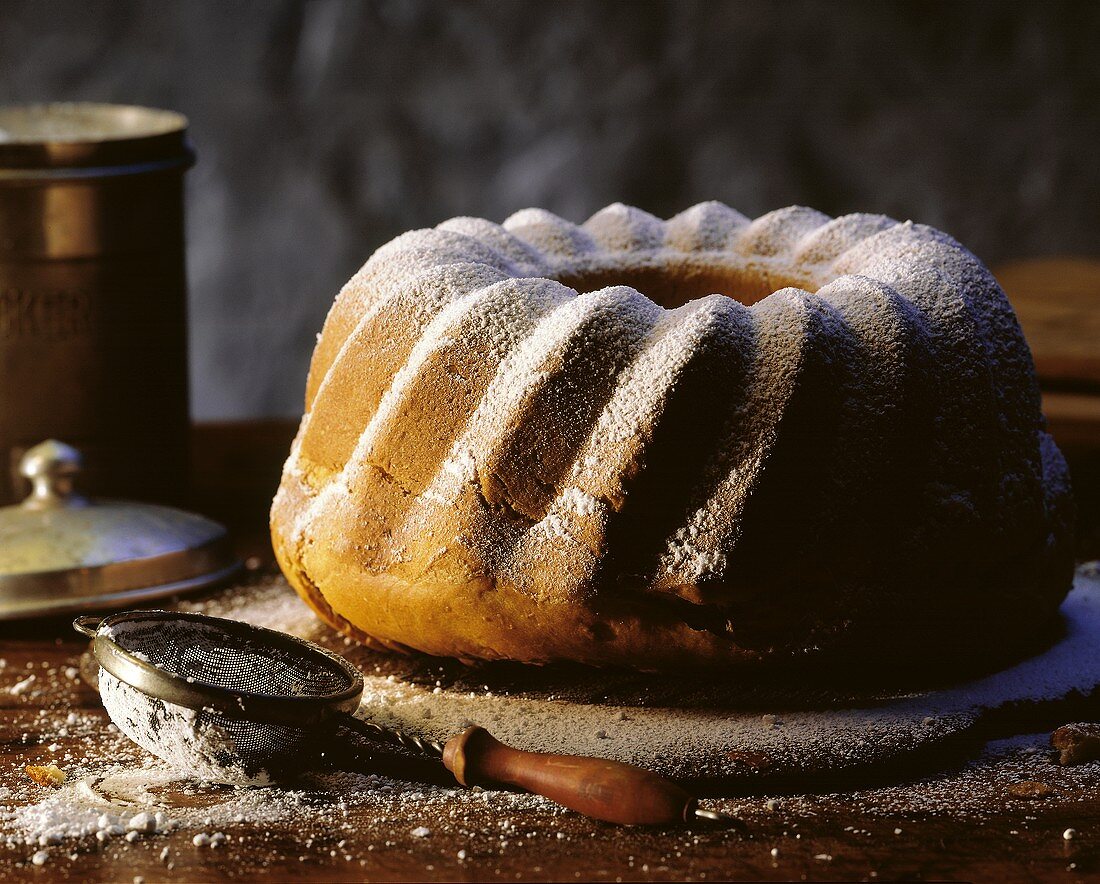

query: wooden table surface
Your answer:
[1,568,1099,884]
[2,257,1099,882]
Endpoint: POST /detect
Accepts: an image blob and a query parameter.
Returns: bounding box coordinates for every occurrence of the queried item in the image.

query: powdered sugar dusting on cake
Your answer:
[418,285,655,513]
[733,206,831,258]
[357,277,565,463]
[664,201,750,252]
[503,208,598,259]
[582,203,666,252]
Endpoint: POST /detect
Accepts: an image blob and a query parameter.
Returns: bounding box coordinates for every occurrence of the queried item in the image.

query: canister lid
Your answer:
[0,440,239,619]
[0,103,193,173]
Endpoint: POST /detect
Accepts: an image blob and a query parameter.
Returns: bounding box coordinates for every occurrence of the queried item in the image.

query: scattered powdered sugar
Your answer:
[6,784,113,843]
[175,576,316,635]
[7,675,36,696]
[1,570,1098,874]
[718,731,1100,822]
[4,728,1097,873]
[2,753,559,853]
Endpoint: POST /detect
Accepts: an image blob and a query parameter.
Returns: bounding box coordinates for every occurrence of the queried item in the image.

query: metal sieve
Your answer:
[74,610,728,826]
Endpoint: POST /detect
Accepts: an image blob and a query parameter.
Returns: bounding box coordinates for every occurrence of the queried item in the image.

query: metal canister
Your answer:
[0,103,194,505]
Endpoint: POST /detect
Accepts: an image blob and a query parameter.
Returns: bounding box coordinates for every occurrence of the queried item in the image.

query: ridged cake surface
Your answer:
[272,203,1074,670]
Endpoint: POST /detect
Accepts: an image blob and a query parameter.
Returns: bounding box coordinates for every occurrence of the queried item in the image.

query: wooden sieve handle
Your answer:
[442,726,697,826]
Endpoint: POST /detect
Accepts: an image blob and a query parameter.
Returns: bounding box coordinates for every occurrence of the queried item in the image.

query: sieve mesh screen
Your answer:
[104,616,353,698]
[99,670,316,784]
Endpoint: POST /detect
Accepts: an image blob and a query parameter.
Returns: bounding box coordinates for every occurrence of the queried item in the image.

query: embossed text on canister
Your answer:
[0,103,194,504]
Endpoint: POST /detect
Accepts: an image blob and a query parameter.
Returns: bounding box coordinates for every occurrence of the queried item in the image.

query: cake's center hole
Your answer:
[556,257,812,309]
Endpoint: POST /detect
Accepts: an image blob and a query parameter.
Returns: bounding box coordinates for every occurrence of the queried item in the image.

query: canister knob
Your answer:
[19,440,87,510]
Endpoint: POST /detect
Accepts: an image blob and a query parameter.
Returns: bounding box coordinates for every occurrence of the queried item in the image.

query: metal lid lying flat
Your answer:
[0,440,240,619]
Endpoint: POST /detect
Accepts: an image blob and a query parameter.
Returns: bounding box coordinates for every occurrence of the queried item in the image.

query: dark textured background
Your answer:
[1,0,1097,419]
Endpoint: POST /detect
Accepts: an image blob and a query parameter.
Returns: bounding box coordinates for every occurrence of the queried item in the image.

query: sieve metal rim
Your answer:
[74,610,364,727]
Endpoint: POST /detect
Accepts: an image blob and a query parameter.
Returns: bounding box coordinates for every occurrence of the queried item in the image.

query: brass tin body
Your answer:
[0,103,194,505]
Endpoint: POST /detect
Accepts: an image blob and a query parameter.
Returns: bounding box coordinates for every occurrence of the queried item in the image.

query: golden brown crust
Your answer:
[271,506,1072,671]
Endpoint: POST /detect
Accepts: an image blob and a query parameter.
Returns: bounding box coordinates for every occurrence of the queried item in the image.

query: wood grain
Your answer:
[997,257,1100,392]
[998,257,1100,448]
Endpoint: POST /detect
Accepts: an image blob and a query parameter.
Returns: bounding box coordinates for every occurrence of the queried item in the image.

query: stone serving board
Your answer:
[95,567,1100,794]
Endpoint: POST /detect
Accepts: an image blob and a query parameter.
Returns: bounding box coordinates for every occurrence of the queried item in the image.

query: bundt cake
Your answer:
[271,202,1074,671]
